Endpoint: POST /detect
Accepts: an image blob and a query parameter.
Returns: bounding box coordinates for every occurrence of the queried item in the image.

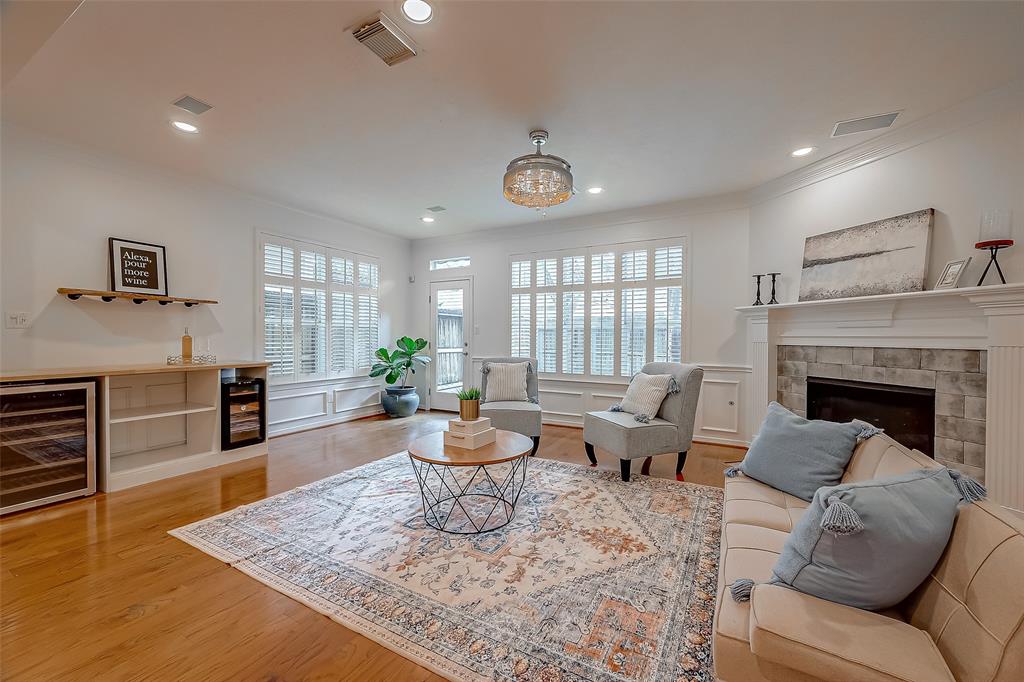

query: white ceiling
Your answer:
[3,1,1022,238]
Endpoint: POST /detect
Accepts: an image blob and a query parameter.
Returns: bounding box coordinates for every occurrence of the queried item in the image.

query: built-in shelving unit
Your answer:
[2,361,270,495]
[57,288,218,306]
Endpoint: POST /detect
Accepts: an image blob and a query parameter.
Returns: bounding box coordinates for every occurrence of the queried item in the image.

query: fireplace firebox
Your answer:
[806,377,935,457]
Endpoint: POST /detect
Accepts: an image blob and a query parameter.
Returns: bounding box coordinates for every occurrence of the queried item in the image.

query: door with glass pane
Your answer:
[429,279,472,412]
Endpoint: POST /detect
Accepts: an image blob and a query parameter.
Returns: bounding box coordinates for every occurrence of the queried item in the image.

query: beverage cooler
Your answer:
[1,381,97,515]
[221,377,266,450]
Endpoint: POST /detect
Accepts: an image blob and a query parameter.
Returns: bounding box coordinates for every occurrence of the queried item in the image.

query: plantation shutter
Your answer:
[261,235,380,383]
[620,288,647,376]
[511,293,531,357]
[561,290,584,374]
[535,292,557,372]
[590,290,615,376]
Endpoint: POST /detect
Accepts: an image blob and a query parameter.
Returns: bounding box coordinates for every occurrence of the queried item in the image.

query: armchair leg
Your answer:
[620,458,632,482]
[530,436,540,457]
[640,456,653,476]
[584,442,597,467]
[676,451,688,482]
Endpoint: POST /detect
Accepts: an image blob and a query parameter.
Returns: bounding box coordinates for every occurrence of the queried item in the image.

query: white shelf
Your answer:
[735,282,1024,313]
[109,402,216,424]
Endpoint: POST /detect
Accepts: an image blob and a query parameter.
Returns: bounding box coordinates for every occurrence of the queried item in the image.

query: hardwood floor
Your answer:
[0,413,742,681]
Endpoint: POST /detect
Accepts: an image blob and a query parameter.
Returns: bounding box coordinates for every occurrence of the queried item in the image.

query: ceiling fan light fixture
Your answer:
[503,130,573,209]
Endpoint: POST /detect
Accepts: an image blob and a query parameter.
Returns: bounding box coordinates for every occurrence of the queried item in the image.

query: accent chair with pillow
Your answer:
[479,357,541,456]
[583,362,703,481]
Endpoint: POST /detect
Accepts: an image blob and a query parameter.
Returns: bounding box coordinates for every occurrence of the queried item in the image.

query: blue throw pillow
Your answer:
[726,401,880,501]
[731,467,986,611]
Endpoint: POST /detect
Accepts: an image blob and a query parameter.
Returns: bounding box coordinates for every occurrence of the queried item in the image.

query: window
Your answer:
[260,234,380,383]
[430,256,471,271]
[509,238,686,377]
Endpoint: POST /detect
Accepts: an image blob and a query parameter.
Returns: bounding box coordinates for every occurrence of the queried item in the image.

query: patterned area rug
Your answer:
[170,453,723,682]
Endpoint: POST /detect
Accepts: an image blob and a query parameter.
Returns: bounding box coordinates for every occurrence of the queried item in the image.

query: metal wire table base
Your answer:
[409,454,528,534]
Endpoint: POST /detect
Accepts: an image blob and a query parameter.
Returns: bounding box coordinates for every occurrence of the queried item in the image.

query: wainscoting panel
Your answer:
[268,377,385,436]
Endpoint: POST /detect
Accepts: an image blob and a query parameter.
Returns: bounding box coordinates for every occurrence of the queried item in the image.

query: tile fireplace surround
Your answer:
[776,345,987,481]
[739,283,1024,513]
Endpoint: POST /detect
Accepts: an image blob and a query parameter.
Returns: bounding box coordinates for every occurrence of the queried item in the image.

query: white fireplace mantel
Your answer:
[738,283,1024,512]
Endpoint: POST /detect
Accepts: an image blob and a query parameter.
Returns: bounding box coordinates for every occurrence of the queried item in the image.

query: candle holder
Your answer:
[751,274,764,306]
[767,272,781,304]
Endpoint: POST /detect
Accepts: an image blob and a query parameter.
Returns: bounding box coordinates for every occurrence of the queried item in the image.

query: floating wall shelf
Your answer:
[57,288,218,306]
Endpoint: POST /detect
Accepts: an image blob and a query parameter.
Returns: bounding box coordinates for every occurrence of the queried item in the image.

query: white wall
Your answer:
[0,125,411,376]
[749,109,1024,302]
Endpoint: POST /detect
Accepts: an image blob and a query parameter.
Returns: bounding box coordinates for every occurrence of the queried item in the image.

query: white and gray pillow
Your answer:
[614,373,675,423]
[726,401,881,501]
[731,467,986,611]
[482,361,530,402]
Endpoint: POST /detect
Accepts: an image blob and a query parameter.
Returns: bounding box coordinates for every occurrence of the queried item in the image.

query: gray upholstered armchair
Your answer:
[479,356,542,456]
[583,362,703,481]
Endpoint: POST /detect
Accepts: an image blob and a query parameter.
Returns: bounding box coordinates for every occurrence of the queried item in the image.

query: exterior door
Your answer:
[429,279,473,412]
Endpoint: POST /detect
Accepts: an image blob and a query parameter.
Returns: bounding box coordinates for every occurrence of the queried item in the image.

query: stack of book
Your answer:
[443,417,496,449]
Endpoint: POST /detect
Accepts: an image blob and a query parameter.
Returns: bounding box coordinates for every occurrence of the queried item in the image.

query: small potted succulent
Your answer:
[456,387,481,421]
[370,336,431,417]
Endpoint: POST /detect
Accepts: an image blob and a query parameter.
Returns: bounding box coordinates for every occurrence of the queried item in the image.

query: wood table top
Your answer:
[407,430,533,466]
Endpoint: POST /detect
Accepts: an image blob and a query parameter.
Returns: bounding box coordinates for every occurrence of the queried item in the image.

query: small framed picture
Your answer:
[934,257,971,290]
[109,238,168,296]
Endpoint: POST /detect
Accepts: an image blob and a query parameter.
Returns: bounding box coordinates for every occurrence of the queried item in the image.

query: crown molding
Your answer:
[749,80,1024,206]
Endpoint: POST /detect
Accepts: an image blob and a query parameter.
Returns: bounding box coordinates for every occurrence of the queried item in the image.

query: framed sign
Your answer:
[109,238,168,296]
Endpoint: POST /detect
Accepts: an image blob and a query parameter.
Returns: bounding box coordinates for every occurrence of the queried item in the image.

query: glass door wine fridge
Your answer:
[1,381,97,514]
[221,378,266,450]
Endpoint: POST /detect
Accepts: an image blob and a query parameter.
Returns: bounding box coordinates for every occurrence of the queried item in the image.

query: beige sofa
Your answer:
[714,432,1024,682]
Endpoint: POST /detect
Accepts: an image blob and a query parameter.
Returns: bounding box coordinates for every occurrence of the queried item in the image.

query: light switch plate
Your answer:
[5,311,30,329]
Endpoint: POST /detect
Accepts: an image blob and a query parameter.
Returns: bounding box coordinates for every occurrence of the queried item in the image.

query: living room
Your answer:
[1,1,1022,680]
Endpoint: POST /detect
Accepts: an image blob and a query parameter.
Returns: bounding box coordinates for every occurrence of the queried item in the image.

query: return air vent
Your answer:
[831,111,900,137]
[352,12,417,66]
[172,95,212,115]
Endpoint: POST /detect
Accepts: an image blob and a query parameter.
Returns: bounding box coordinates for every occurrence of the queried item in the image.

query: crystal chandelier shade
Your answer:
[503,130,573,209]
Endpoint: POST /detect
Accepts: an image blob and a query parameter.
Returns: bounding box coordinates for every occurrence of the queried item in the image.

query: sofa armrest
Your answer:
[748,584,954,682]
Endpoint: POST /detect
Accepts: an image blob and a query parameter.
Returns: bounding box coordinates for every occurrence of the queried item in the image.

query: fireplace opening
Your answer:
[806,377,935,457]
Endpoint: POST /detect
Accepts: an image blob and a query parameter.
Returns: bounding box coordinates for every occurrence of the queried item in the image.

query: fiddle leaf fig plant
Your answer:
[370,336,431,387]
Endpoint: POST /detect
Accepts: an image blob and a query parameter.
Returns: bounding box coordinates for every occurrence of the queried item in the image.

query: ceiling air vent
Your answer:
[426,205,446,213]
[352,12,417,66]
[831,111,900,137]
[172,95,212,115]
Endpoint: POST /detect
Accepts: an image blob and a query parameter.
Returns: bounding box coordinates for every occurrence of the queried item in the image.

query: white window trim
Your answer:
[256,231,382,386]
[508,236,690,382]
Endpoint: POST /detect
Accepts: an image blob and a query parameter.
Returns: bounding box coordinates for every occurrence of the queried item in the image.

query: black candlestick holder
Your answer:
[767,273,781,304]
[751,275,764,306]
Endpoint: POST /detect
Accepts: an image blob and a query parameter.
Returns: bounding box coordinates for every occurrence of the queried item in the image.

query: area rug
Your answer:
[170,453,723,682]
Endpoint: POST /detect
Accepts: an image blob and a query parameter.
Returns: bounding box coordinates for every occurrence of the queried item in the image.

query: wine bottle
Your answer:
[182,327,193,363]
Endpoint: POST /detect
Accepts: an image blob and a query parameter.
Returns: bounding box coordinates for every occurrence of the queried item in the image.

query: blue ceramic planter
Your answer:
[382,386,419,417]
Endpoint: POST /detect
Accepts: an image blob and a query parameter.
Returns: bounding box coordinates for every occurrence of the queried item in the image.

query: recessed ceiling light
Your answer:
[420,216,435,223]
[587,187,603,194]
[790,146,814,157]
[171,121,198,133]
[401,0,432,23]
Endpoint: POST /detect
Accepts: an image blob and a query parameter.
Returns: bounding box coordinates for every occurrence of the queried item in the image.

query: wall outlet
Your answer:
[5,311,30,329]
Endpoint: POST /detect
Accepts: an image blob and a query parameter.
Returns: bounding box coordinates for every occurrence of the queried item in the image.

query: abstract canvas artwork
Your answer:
[798,209,933,301]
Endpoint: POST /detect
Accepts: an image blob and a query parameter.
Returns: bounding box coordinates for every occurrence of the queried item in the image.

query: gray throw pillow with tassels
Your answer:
[730,466,986,611]
[725,401,881,501]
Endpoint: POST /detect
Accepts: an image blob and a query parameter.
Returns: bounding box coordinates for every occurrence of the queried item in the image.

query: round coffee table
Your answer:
[407,429,533,534]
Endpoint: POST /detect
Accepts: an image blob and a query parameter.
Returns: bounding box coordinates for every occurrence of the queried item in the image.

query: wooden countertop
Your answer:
[0,360,271,382]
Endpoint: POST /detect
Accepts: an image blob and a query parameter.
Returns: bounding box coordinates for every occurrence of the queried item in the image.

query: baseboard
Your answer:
[692,436,750,449]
